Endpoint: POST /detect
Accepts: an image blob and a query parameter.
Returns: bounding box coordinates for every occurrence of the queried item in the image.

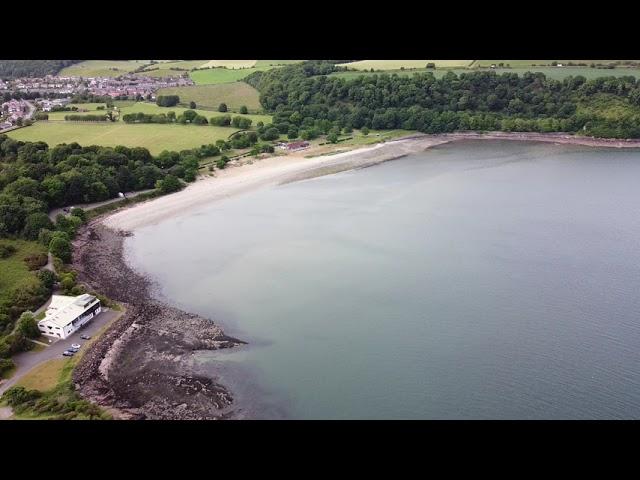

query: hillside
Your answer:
[0,61,81,78]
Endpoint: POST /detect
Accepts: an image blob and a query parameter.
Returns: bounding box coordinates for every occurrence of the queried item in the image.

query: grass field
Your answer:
[157,82,262,111]
[8,122,244,154]
[59,60,152,78]
[0,240,47,306]
[189,66,276,85]
[199,60,257,69]
[16,358,68,392]
[331,67,640,81]
[471,60,640,68]
[341,60,474,70]
[254,60,304,67]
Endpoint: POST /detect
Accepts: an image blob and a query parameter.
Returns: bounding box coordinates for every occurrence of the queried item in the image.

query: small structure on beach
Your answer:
[283,141,310,151]
[38,294,102,339]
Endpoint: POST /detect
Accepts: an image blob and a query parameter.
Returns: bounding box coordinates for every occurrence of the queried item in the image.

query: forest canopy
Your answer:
[245,61,640,138]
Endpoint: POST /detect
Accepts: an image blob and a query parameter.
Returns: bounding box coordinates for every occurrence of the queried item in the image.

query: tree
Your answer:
[240,105,248,114]
[156,95,179,107]
[189,101,197,109]
[327,132,339,143]
[22,212,53,240]
[361,126,369,136]
[17,311,40,339]
[218,103,228,112]
[155,175,183,194]
[49,236,72,263]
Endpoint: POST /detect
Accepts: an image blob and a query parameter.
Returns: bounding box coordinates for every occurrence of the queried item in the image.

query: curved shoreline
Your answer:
[72,131,640,419]
[104,132,640,232]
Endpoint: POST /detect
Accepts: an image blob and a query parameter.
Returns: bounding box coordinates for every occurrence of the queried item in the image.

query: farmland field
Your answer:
[157,83,262,111]
[58,60,152,77]
[199,60,257,69]
[330,67,640,81]
[8,122,245,155]
[189,66,277,85]
[341,60,474,70]
[254,60,304,67]
[471,60,640,68]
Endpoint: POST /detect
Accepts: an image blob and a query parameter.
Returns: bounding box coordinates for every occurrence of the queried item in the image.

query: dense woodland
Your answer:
[245,61,640,138]
[0,60,80,79]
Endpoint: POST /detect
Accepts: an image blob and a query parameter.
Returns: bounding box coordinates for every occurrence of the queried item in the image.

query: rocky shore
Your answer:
[71,222,244,420]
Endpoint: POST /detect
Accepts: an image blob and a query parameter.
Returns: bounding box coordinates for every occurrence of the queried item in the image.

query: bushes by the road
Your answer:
[1,383,108,419]
[0,358,14,376]
[16,311,40,339]
[155,175,183,194]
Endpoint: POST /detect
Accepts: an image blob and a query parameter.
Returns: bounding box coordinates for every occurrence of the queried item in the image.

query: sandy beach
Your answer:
[104,132,640,231]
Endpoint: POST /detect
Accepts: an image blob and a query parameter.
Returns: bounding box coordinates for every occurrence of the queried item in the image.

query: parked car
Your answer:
[69,347,80,353]
[71,343,81,349]
[62,351,75,357]
[80,335,91,340]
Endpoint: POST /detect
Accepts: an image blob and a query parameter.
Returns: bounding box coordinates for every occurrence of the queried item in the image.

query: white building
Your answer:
[38,294,102,339]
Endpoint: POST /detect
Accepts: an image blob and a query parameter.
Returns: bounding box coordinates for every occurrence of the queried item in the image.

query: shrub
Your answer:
[69,208,86,222]
[24,252,48,270]
[240,105,248,114]
[0,358,15,376]
[218,103,228,112]
[37,269,56,290]
[216,156,229,170]
[0,244,17,259]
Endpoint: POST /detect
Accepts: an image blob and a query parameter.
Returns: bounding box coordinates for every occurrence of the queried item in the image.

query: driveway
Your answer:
[48,189,154,221]
[0,308,121,396]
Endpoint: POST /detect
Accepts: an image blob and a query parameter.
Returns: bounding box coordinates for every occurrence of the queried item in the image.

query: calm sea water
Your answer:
[125,140,640,419]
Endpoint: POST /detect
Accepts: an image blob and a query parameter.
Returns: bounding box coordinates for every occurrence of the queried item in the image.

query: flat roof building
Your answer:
[38,294,102,339]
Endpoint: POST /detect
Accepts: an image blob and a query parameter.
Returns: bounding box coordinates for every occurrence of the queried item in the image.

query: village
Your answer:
[0,72,194,132]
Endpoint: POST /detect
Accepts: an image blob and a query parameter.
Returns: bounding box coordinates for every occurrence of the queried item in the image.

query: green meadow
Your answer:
[157,82,262,111]
[341,60,475,70]
[189,66,277,85]
[0,240,46,306]
[58,60,152,78]
[8,122,245,155]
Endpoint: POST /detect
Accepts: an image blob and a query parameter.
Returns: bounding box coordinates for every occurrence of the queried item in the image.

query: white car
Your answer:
[71,343,81,349]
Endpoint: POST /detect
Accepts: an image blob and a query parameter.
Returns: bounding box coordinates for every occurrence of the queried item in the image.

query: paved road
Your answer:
[0,309,121,396]
[48,189,154,221]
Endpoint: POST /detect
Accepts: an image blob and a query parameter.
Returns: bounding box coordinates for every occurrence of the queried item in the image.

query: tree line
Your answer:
[244,61,640,139]
[0,60,81,79]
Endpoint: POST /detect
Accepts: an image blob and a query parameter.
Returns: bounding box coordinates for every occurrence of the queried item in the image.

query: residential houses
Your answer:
[1,99,28,123]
